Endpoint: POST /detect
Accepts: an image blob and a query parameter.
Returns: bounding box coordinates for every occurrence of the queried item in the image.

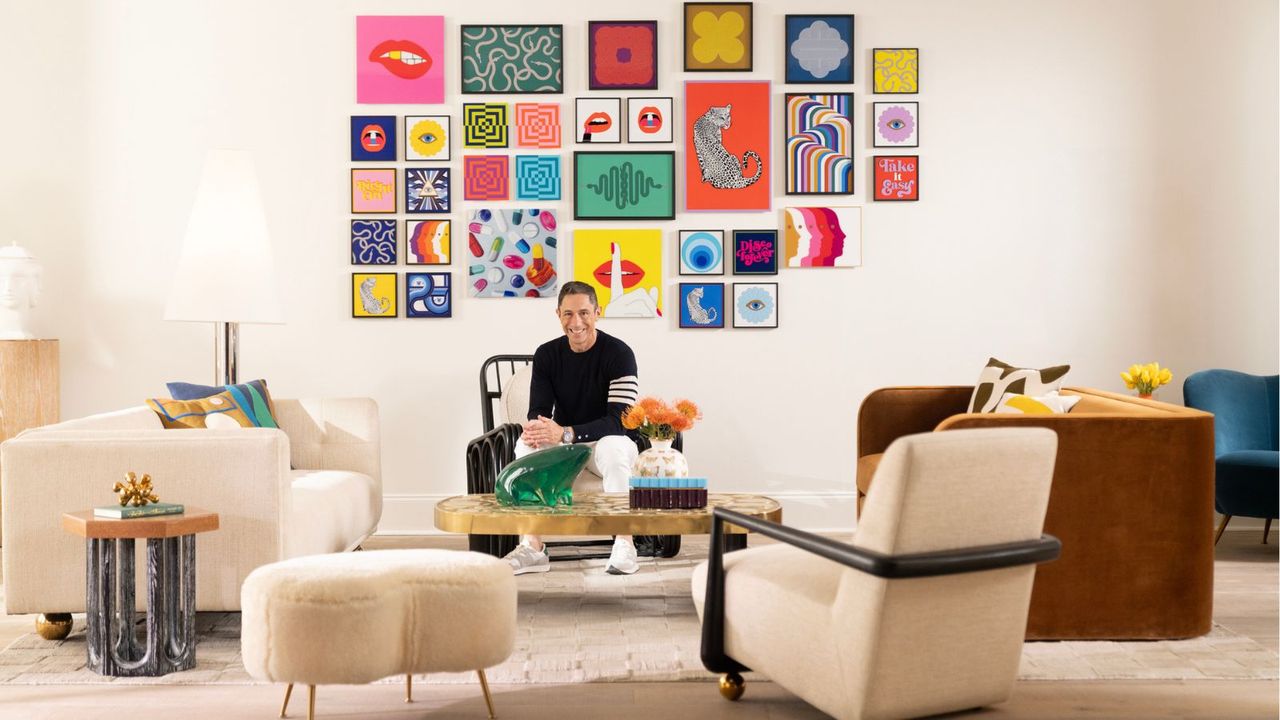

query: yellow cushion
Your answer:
[147,391,255,429]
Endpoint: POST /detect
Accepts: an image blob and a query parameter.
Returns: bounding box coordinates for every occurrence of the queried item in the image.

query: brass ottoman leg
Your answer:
[477,669,496,719]
[719,672,745,701]
[307,685,316,720]
[35,613,73,641]
[279,683,294,717]
[405,673,413,703]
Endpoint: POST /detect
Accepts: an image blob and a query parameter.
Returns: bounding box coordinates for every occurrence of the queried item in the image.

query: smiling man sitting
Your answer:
[504,281,642,576]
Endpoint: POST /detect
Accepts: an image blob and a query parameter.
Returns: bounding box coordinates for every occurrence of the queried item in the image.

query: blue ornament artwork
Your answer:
[679,230,724,275]
[406,272,451,318]
[784,15,854,84]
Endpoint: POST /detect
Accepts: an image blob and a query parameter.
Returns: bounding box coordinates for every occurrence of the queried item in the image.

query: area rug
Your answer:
[2,552,1275,685]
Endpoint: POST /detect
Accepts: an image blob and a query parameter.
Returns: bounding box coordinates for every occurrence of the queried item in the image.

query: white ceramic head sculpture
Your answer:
[0,243,42,340]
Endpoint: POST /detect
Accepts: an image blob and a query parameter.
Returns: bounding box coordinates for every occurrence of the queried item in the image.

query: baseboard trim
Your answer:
[376,491,858,536]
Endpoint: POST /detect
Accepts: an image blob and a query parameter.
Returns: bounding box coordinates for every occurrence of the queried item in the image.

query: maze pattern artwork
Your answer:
[464,155,510,200]
[515,155,561,201]
[515,103,562,148]
[463,104,509,148]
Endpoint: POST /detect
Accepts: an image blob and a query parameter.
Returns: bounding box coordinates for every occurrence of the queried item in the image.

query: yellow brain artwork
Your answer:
[692,10,745,64]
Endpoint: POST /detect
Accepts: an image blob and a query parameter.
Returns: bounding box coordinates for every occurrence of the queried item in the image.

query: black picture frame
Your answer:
[731,282,778,328]
[783,92,855,196]
[677,229,726,276]
[683,3,754,72]
[871,101,919,148]
[351,168,397,214]
[783,14,855,84]
[573,151,677,221]
[574,97,623,145]
[872,47,920,95]
[872,155,919,202]
[460,25,564,95]
[403,115,452,161]
[404,168,452,214]
[731,229,778,274]
[588,20,660,91]
[351,272,398,319]
[350,219,398,266]
[678,282,726,329]
[626,97,675,144]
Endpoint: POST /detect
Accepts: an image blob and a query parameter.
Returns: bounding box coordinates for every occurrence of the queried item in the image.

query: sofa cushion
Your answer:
[1214,451,1280,518]
[994,391,1081,415]
[166,378,281,428]
[148,391,263,429]
[968,358,1070,413]
[288,469,380,557]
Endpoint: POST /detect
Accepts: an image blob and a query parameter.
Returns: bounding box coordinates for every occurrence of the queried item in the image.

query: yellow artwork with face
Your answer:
[572,229,663,318]
[352,273,397,317]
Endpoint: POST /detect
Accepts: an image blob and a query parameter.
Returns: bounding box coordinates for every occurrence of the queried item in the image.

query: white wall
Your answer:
[2,0,1276,533]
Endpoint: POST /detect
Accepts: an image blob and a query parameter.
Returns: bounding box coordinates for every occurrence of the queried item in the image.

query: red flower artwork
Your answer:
[590,22,658,89]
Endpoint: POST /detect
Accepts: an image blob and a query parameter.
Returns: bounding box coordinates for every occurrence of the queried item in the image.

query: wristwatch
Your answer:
[561,427,574,444]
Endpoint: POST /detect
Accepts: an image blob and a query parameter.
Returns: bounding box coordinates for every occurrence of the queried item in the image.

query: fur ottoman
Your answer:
[241,549,516,718]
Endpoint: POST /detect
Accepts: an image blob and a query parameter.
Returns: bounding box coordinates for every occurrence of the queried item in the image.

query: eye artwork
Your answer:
[872,102,918,148]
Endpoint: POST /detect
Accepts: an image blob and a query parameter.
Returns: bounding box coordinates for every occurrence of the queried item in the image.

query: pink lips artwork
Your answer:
[369,39,433,80]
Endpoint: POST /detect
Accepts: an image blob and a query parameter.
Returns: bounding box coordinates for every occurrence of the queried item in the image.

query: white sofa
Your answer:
[1,398,381,614]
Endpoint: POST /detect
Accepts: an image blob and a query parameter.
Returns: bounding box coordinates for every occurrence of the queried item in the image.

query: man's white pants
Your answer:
[514,435,638,493]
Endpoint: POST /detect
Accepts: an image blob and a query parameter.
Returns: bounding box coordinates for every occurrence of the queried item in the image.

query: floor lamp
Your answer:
[164,149,283,385]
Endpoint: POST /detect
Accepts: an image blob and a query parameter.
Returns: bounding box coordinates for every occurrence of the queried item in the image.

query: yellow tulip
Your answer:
[1121,371,1134,384]
[1159,368,1172,384]
[1140,369,1151,383]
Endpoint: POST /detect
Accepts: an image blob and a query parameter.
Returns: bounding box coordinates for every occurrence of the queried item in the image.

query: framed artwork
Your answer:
[873,102,918,148]
[732,282,778,328]
[573,152,676,220]
[352,272,397,318]
[784,15,854,83]
[515,155,562,201]
[460,25,563,94]
[678,282,725,329]
[627,97,674,143]
[405,219,451,264]
[467,209,559,298]
[405,168,450,213]
[350,219,397,265]
[731,230,777,274]
[678,230,725,275]
[350,116,396,161]
[406,272,452,318]
[873,156,919,201]
[785,93,853,195]
[683,3,753,71]
[356,16,444,104]
[782,207,862,267]
[351,168,397,214]
[588,21,658,90]
[575,97,622,144]
[573,229,662,318]
[463,103,509,148]
[873,48,919,94]
[514,103,562,148]
[404,115,450,161]
[685,81,771,211]
[463,156,510,201]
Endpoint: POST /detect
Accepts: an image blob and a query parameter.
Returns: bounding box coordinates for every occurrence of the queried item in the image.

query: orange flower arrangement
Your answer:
[621,397,701,441]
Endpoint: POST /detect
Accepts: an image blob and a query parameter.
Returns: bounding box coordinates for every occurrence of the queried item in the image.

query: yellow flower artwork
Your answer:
[684,3,753,71]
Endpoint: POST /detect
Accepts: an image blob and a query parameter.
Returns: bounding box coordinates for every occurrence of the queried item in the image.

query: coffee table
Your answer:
[61,508,219,676]
[434,493,782,552]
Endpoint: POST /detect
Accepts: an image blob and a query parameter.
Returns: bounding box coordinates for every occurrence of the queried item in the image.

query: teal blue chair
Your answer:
[1183,369,1279,544]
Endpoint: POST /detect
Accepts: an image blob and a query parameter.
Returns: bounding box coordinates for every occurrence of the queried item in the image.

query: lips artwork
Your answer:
[573,229,663,318]
[356,16,444,104]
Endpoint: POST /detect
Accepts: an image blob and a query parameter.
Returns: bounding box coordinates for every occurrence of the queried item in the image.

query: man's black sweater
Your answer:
[528,330,639,443]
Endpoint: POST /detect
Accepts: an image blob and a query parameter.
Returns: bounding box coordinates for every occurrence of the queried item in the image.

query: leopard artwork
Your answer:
[359,277,390,315]
[685,286,718,325]
[692,104,762,190]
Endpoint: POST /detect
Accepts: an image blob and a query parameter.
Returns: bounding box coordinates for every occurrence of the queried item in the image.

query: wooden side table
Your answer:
[61,509,219,676]
[0,339,59,543]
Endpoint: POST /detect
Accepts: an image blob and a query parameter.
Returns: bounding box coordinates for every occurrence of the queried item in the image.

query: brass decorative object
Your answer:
[35,613,73,640]
[113,471,160,507]
[719,672,745,701]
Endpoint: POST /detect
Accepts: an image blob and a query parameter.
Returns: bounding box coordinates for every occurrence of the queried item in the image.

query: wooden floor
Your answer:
[0,531,1274,720]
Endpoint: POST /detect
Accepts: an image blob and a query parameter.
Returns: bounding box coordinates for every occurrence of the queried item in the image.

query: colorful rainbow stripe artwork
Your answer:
[782,206,862,268]
[406,219,450,265]
[785,93,853,195]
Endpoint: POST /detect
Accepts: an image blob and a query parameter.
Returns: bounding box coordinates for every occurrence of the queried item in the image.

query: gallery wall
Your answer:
[2,0,1276,533]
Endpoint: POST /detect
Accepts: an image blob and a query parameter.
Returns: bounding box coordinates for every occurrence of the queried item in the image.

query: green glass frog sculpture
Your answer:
[495,444,591,507]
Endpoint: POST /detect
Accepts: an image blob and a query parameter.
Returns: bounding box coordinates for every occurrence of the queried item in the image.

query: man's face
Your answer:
[558,293,599,351]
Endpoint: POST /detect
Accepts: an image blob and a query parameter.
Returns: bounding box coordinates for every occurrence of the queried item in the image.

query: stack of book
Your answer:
[628,477,708,509]
[93,502,185,519]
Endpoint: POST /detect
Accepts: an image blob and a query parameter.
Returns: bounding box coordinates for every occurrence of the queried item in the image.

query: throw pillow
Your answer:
[994,391,1082,415]
[148,391,258,429]
[165,378,279,429]
[968,357,1071,413]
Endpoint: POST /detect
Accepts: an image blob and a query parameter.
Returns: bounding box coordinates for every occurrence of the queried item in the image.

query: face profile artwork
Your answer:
[404,168,450,213]
[467,209,558,298]
[573,229,663,318]
[406,272,451,318]
[461,25,563,94]
[356,16,445,104]
[785,93,852,195]
[405,219,450,264]
[685,80,771,211]
[782,206,862,267]
[0,243,42,340]
[404,115,450,160]
[575,98,622,144]
[627,97,674,143]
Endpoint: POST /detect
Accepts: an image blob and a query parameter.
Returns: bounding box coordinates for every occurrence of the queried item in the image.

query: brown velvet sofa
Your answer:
[857,386,1215,640]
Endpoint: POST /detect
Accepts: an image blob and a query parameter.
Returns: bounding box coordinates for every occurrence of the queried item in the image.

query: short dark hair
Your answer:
[557,281,598,309]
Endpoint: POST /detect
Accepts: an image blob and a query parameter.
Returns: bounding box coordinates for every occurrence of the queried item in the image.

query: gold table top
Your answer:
[434,493,782,536]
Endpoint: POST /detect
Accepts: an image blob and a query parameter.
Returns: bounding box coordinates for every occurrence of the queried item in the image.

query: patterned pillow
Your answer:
[968,358,1071,413]
[165,378,279,428]
[994,391,1081,415]
[148,391,262,429]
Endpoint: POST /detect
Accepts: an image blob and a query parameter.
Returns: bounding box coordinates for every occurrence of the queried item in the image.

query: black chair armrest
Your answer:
[465,423,523,494]
[700,507,1061,673]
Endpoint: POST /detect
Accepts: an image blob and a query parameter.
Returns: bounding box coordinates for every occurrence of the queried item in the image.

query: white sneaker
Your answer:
[605,538,640,575]
[504,541,550,575]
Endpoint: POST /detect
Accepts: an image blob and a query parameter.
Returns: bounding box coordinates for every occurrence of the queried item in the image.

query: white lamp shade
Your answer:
[164,149,284,324]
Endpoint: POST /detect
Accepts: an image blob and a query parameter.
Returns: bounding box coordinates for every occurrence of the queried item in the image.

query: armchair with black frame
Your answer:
[694,428,1062,719]
[465,354,683,561]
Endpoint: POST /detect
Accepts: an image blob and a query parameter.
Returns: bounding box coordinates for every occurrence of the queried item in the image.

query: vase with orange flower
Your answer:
[622,397,701,478]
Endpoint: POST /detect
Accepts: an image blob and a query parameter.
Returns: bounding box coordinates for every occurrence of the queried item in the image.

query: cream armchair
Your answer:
[693,428,1060,720]
[2,398,380,619]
